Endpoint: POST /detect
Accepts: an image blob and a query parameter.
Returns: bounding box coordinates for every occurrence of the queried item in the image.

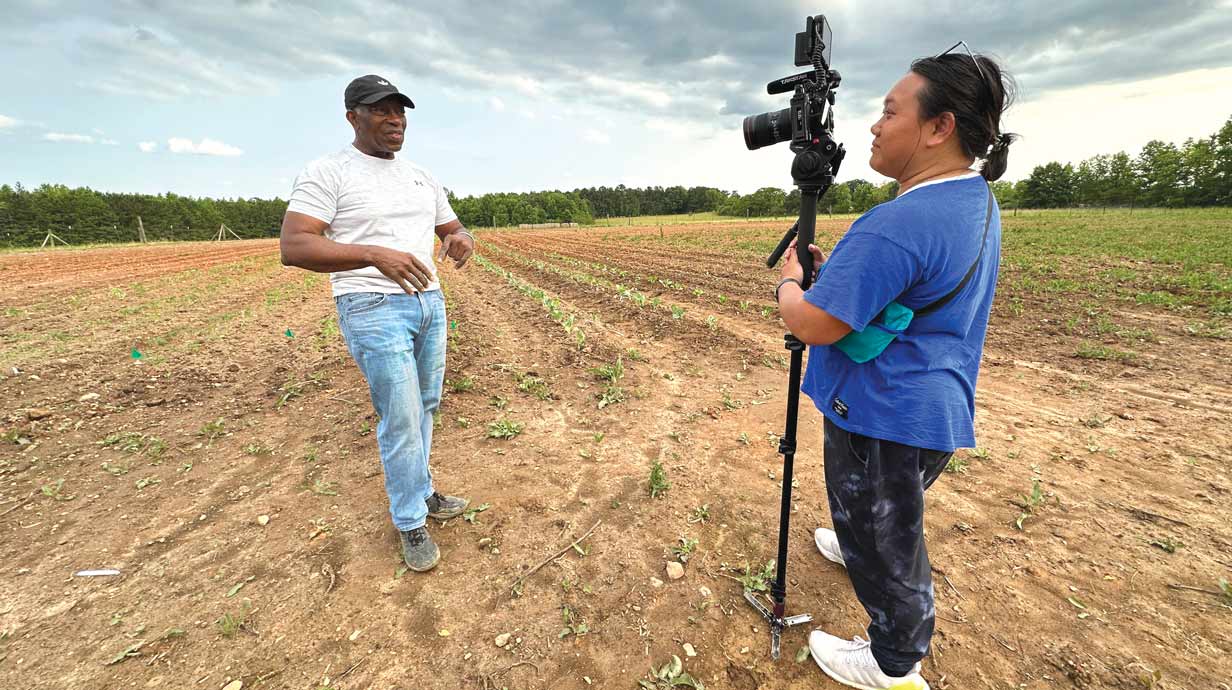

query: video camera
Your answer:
[743,14,841,151]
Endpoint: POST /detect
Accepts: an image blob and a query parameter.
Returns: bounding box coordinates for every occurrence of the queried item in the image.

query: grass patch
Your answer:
[1075,342,1136,362]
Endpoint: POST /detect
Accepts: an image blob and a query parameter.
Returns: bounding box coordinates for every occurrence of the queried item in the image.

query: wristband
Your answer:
[455,230,475,243]
[775,277,802,302]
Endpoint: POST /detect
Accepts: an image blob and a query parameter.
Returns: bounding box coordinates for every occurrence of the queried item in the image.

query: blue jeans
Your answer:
[823,418,952,676]
[336,290,446,531]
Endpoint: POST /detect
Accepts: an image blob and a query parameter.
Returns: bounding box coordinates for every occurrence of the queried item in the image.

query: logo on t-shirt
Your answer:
[831,397,849,419]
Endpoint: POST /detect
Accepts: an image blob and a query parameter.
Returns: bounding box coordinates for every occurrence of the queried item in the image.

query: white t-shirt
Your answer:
[286,145,458,296]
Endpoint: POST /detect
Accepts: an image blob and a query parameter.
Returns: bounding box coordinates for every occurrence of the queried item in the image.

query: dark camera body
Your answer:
[743,14,841,152]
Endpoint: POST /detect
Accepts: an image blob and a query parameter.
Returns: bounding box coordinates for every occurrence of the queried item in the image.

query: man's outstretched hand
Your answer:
[438,232,474,269]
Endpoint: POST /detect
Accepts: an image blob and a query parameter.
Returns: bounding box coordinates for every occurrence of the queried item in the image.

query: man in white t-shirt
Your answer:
[280,74,475,572]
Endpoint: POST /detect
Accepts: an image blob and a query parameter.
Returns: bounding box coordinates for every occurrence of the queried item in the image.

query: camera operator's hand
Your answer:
[366,245,436,294]
[780,238,826,283]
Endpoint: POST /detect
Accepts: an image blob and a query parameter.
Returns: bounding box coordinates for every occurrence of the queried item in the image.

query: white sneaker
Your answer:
[808,630,929,690]
[815,527,846,567]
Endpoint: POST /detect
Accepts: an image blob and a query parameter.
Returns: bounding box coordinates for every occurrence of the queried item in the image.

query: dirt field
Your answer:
[1,216,1229,690]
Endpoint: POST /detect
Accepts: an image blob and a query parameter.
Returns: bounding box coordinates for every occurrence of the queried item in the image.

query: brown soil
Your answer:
[1,230,1229,690]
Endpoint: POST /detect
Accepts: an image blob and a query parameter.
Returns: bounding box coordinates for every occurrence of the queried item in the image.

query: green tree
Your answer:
[1021,162,1075,208]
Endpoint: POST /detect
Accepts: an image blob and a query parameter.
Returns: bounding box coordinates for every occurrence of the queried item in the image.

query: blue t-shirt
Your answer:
[800,173,1000,452]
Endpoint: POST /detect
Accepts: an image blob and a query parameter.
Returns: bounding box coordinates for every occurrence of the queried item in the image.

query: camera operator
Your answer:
[280,74,474,573]
[775,49,1015,690]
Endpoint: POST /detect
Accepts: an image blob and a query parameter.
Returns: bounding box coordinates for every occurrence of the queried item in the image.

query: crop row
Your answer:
[473,255,590,351]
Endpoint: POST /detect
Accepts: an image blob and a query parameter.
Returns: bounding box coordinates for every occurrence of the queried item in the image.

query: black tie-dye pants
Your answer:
[822,418,953,677]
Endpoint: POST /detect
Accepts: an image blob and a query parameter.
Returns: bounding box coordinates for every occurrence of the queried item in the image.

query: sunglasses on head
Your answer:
[937,40,988,86]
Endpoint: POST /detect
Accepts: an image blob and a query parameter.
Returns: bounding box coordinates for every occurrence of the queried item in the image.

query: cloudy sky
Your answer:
[1,1,1230,200]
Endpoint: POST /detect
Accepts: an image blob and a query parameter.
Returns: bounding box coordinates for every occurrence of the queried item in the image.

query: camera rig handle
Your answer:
[764,134,845,283]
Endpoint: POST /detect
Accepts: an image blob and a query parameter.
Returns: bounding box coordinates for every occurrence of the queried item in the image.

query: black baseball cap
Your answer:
[344,74,415,110]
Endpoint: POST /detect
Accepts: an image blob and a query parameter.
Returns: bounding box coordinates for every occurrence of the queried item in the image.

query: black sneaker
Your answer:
[399,527,440,572]
[426,492,469,520]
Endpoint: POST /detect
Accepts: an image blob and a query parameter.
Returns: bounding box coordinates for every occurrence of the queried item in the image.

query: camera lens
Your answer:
[743,107,792,150]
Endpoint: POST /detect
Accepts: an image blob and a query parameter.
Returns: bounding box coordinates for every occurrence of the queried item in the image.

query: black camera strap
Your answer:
[913,185,995,318]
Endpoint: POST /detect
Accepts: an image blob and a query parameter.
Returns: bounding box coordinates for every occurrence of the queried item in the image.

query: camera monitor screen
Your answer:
[795,15,832,68]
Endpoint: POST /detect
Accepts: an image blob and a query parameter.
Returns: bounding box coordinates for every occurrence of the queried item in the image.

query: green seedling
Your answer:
[639,654,704,690]
[589,355,625,383]
[216,600,252,638]
[648,460,671,498]
[462,503,491,524]
[671,537,699,563]
[688,504,710,524]
[515,373,551,399]
[199,418,226,441]
[597,385,625,409]
[102,432,167,459]
[1148,536,1183,554]
[559,605,590,638]
[276,381,304,408]
[487,418,524,439]
[1014,479,1045,530]
[101,461,130,476]
[738,559,776,593]
[447,376,476,393]
[41,478,74,500]
[134,476,161,490]
[310,479,338,496]
[945,456,970,474]
[243,442,272,456]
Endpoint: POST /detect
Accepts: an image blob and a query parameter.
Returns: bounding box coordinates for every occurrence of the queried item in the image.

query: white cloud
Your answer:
[101,138,119,146]
[138,141,158,153]
[644,117,700,138]
[0,114,20,129]
[582,74,671,109]
[582,129,611,145]
[167,137,244,156]
[489,96,506,112]
[697,53,735,68]
[44,132,96,143]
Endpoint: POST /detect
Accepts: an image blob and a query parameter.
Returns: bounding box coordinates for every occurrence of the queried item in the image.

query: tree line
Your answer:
[997,115,1231,208]
[2,115,1227,247]
[0,183,287,247]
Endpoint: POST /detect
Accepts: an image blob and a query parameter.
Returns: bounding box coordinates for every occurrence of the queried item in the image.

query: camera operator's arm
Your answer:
[777,241,852,345]
[280,211,435,293]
